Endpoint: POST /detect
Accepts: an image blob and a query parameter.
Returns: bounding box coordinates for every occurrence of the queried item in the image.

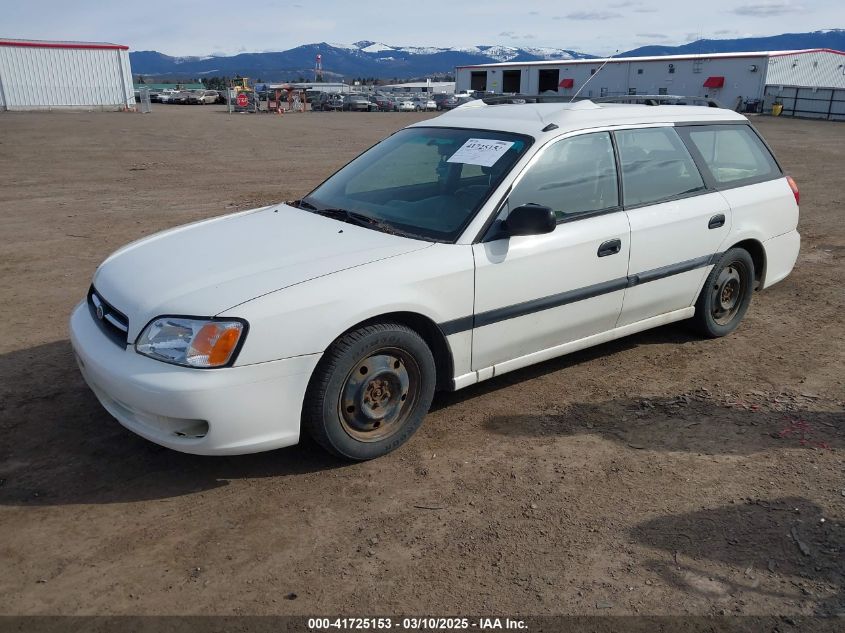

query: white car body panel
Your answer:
[619,191,731,327]
[220,242,475,371]
[93,204,429,341]
[70,100,800,455]
[716,178,800,287]
[762,230,800,288]
[471,212,630,370]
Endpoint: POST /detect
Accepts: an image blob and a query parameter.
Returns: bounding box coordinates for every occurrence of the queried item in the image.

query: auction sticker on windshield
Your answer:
[447,138,516,167]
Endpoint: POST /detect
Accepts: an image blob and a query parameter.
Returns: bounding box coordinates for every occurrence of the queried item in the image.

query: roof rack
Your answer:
[593,94,723,108]
[480,94,572,105]
[479,94,723,108]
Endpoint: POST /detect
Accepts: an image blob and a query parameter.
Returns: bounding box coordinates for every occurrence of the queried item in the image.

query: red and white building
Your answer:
[456,49,845,119]
[0,38,134,111]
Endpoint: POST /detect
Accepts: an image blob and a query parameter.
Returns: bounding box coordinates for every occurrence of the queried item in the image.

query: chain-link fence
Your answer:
[136,87,152,113]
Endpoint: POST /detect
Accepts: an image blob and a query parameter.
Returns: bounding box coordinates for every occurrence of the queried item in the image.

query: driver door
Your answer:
[471,131,631,371]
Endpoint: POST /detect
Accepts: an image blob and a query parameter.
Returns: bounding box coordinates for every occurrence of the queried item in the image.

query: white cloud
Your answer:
[564,11,623,20]
[731,1,803,17]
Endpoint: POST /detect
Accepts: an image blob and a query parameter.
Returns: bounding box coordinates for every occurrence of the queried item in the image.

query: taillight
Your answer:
[786,176,800,205]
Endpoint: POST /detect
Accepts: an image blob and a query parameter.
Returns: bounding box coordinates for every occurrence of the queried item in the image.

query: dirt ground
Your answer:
[0,106,842,620]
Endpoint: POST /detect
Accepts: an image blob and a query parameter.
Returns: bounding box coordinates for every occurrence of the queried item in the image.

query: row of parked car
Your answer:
[132,89,224,105]
[134,87,479,112]
[311,92,476,112]
[158,89,221,105]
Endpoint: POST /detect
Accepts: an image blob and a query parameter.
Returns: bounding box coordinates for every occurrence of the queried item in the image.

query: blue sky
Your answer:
[3,0,843,56]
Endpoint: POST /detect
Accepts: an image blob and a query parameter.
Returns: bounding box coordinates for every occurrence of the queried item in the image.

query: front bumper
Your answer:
[69,302,321,455]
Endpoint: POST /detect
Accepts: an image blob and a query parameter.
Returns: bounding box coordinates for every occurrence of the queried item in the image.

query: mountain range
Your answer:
[129,30,845,82]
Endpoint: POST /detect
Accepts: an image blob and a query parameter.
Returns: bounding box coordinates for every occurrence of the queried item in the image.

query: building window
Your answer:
[502,69,521,93]
[637,69,643,75]
[693,60,703,74]
[600,87,608,97]
[538,69,560,93]
[658,87,668,95]
[668,64,675,74]
[590,69,597,75]
[628,88,637,95]
[470,71,487,91]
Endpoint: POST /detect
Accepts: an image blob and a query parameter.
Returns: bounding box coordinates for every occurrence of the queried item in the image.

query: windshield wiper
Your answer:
[290,198,318,210]
[310,207,406,237]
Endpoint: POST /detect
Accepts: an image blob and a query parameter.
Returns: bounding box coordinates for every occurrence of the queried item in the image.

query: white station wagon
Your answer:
[70,100,800,460]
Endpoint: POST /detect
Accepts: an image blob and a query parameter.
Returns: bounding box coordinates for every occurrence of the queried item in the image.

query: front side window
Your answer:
[508,132,619,220]
[304,127,530,241]
[682,124,780,186]
[615,127,706,207]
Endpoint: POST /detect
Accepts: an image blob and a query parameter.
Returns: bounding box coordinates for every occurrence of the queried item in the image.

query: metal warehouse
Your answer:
[0,38,134,111]
[456,48,845,119]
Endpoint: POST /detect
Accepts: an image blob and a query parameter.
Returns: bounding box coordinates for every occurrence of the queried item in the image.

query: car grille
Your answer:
[87,286,129,346]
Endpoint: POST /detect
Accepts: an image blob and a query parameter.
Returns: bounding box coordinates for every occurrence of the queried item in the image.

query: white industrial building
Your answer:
[380,81,456,94]
[0,38,134,111]
[456,49,845,119]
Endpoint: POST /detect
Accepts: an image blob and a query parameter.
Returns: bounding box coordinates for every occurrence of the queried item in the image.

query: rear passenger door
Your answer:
[615,125,730,327]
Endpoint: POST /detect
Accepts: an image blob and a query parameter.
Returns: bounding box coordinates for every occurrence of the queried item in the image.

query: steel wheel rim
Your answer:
[338,347,421,442]
[710,261,748,326]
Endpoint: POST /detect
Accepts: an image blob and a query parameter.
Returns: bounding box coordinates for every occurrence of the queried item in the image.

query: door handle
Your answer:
[708,214,726,229]
[597,239,622,257]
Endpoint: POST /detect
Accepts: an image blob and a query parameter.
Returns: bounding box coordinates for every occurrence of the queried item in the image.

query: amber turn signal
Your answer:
[187,322,243,367]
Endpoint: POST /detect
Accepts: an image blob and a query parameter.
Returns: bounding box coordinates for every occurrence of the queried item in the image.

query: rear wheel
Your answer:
[692,248,755,338]
[302,323,436,460]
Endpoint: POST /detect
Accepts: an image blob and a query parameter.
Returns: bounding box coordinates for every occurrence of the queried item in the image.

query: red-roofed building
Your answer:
[0,38,134,111]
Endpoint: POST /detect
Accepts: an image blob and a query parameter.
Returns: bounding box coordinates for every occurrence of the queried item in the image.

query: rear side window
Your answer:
[682,124,780,187]
[615,127,705,207]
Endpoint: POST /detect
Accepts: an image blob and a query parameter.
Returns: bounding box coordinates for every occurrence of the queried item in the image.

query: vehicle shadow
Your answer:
[631,497,844,616]
[481,396,843,455]
[0,340,348,507]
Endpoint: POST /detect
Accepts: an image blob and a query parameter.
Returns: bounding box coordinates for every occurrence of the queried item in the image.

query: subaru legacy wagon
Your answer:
[70,99,800,460]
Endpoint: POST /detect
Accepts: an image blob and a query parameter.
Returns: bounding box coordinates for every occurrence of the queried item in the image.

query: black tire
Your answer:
[692,247,755,338]
[302,323,436,460]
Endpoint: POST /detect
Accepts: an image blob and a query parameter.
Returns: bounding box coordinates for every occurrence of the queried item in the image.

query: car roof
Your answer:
[410,100,747,137]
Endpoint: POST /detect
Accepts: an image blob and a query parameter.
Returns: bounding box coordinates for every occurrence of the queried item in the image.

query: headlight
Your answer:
[135,317,246,368]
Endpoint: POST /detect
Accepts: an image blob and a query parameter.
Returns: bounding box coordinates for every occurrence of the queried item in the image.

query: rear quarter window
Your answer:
[615,127,706,207]
[680,124,781,188]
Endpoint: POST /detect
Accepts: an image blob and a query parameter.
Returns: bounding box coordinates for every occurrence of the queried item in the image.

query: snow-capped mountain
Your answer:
[129,41,594,81]
[348,41,586,62]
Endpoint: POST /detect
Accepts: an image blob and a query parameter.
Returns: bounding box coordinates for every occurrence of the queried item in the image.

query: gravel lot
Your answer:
[0,106,842,619]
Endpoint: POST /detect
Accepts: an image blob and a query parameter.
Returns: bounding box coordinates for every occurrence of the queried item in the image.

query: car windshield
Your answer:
[300,127,531,241]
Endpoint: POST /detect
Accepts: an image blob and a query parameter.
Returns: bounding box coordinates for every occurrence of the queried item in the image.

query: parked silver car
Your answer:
[188,90,219,105]
[413,96,437,111]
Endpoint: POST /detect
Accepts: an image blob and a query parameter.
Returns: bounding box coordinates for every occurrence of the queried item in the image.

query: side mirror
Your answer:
[504,204,556,236]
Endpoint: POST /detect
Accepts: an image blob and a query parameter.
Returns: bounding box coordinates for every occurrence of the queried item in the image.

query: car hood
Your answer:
[92,203,431,340]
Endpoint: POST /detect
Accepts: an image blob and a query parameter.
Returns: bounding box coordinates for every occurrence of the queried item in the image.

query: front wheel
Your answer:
[692,248,755,338]
[302,323,436,460]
